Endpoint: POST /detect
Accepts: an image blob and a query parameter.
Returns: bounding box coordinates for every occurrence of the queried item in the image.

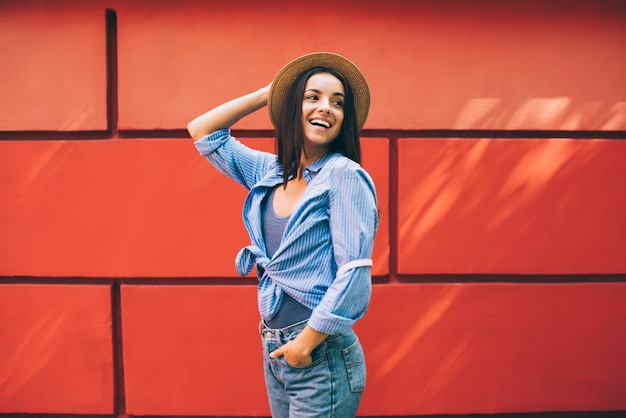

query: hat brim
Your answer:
[268,52,370,130]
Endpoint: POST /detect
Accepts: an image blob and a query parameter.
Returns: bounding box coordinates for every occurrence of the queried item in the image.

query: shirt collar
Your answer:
[302,152,338,179]
[262,152,340,187]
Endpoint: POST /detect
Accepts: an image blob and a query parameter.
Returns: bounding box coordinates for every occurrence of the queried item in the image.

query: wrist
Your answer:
[295,325,328,354]
[255,85,270,107]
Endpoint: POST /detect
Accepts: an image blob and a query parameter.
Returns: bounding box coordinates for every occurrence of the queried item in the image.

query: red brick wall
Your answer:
[1,0,625,416]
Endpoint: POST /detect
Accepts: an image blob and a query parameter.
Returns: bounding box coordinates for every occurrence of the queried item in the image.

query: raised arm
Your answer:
[186,83,271,141]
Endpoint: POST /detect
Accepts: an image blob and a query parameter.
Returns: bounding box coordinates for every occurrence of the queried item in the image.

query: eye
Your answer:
[332,99,344,108]
[304,94,318,101]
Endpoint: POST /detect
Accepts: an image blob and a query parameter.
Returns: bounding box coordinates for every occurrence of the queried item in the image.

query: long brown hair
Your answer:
[275,67,361,187]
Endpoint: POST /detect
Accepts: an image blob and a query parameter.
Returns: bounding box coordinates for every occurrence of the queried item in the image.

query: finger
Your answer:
[269,347,283,359]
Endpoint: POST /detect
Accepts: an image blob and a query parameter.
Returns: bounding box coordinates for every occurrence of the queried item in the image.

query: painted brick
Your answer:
[0,1,107,131]
[0,284,113,414]
[116,0,626,130]
[397,138,626,274]
[0,138,388,277]
[357,283,626,415]
[121,282,626,416]
[121,285,268,416]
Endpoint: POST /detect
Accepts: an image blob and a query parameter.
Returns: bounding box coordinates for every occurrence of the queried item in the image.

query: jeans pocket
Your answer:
[284,338,329,370]
[342,338,366,392]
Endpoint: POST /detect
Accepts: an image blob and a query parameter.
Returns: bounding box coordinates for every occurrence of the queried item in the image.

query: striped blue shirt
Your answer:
[194,129,378,335]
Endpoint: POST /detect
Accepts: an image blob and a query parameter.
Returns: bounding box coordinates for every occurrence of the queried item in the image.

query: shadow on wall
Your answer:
[453,97,626,130]
[359,281,626,415]
[398,127,625,274]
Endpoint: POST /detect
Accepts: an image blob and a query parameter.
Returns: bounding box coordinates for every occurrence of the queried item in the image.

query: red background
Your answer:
[1,0,625,416]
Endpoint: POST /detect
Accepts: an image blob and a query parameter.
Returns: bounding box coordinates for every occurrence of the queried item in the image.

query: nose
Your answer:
[318,98,331,113]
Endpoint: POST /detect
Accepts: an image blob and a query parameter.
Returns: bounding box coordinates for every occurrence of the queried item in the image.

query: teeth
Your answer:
[310,119,331,128]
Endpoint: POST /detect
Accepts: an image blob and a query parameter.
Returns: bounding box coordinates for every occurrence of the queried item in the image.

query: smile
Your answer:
[309,118,332,128]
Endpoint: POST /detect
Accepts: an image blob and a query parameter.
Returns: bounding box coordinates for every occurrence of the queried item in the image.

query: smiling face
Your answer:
[301,72,345,156]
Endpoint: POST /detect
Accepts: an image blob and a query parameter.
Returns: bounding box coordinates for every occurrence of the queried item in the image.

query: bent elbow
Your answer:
[186,121,201,141]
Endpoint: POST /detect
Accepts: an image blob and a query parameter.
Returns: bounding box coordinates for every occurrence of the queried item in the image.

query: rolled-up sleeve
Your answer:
[308,164,379,335]
[194,128,276,190]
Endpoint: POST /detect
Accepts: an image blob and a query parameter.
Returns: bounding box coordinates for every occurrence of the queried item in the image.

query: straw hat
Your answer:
[268,52,370,130]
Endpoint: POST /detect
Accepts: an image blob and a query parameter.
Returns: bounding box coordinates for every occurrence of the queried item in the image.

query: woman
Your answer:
[187,52,378,417]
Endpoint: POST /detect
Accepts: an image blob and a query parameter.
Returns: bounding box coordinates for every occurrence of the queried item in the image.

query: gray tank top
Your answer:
[261,186,312,328]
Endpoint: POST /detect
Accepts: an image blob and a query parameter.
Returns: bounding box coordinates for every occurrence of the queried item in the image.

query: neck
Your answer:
[299,147,329,176]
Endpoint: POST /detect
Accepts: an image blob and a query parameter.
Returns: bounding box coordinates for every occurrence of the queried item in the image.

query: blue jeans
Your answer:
[260,320,366,417]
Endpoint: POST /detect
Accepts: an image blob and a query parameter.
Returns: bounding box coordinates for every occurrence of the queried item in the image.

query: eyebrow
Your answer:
[305,88,345,98]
